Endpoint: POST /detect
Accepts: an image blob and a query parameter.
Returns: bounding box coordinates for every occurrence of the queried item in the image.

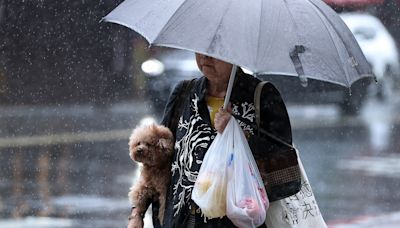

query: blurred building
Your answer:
[0,0,142,105]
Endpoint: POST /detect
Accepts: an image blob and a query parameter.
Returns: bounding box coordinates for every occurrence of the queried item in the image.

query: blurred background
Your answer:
[1,0,400,227]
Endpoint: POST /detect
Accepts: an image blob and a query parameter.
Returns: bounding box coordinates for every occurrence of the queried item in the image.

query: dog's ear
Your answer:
[158,138,173,151]
[153,124,174,154]
[154,125,173,138]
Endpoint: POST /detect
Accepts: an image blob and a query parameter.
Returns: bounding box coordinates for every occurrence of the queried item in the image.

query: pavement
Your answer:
[2,96,400,228]
[328,211,400,228]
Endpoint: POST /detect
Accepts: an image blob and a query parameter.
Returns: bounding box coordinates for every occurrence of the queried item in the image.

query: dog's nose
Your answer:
[137,148,143,154]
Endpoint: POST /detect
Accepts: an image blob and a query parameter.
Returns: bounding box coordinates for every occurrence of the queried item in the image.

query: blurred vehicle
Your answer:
[142,49,363,115]
[141,13,399,115]
[262,12,399,114]
[340,12,400,98]
[142,49,201,112]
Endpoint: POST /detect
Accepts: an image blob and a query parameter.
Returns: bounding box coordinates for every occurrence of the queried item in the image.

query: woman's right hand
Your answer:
[214,104,232,133]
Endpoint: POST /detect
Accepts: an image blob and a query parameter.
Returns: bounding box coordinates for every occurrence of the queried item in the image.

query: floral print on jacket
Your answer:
[158,70,292,228]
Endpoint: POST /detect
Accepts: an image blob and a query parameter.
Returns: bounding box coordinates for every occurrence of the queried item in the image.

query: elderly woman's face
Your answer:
[195,53,232,82]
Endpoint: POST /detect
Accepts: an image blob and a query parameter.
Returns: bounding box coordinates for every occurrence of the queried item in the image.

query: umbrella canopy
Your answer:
[103,0,373,87]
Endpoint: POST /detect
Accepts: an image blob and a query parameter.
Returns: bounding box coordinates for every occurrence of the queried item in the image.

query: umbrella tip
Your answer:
[99,17,106,23]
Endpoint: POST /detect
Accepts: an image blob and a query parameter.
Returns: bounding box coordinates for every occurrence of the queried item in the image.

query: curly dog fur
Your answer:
[128,123,174,226]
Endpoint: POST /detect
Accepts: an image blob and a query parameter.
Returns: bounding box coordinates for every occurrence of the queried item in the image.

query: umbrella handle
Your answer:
[223,65,238,110]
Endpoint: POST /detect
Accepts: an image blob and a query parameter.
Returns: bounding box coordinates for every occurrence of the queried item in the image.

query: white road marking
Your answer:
[337,155,400,178]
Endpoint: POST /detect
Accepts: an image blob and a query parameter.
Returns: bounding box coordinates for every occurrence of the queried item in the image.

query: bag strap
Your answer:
[254,81,268,128]
[170,79,196,135]
[254,81,294,149]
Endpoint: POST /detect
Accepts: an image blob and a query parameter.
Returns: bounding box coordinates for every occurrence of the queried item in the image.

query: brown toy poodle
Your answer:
[128,123,174,227]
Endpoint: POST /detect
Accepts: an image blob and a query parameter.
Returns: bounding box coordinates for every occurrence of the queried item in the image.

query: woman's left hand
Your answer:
[214,104,232,133]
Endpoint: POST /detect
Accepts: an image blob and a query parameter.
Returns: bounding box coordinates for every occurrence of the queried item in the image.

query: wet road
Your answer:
[0,96,400,227]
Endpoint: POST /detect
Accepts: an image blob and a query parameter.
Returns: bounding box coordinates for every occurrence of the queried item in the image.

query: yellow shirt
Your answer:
[206,96,224,127]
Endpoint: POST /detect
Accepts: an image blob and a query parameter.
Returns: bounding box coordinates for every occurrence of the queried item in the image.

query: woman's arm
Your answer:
[160,81,186,130]
[248,82,293,158]
[259,82,292,145]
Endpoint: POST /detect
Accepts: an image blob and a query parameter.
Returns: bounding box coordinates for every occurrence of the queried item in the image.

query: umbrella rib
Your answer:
[280,0,308,79]
[152,0,190,44]
[307,0,352,86]
[205,1,232,57]
[281,0,302,45]
[255,0,263,68]
[281,0,352,86]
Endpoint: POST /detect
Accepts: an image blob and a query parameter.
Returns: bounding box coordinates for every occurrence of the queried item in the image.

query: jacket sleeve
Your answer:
[152,82,186,228]
[160,81,186,129]
[248,82,293,158]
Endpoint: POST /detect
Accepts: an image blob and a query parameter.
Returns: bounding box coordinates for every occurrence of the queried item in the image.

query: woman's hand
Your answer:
[127,208,144,228]
[127,217,143,228]
[214,104,232,133]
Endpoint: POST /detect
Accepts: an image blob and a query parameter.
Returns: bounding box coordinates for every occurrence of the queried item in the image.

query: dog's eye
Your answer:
[136,142,141,146]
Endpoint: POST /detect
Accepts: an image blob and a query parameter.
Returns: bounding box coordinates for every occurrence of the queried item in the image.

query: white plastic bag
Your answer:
[192,118,268,227]
[191,118,232,219]
[265,149,327,228]
[225,118,269,227]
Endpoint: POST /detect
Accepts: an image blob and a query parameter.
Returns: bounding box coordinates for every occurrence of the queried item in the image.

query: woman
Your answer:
[128,53,293,228]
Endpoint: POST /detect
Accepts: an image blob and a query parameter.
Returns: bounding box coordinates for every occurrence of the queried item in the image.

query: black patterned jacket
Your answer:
[157,70,292,228]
